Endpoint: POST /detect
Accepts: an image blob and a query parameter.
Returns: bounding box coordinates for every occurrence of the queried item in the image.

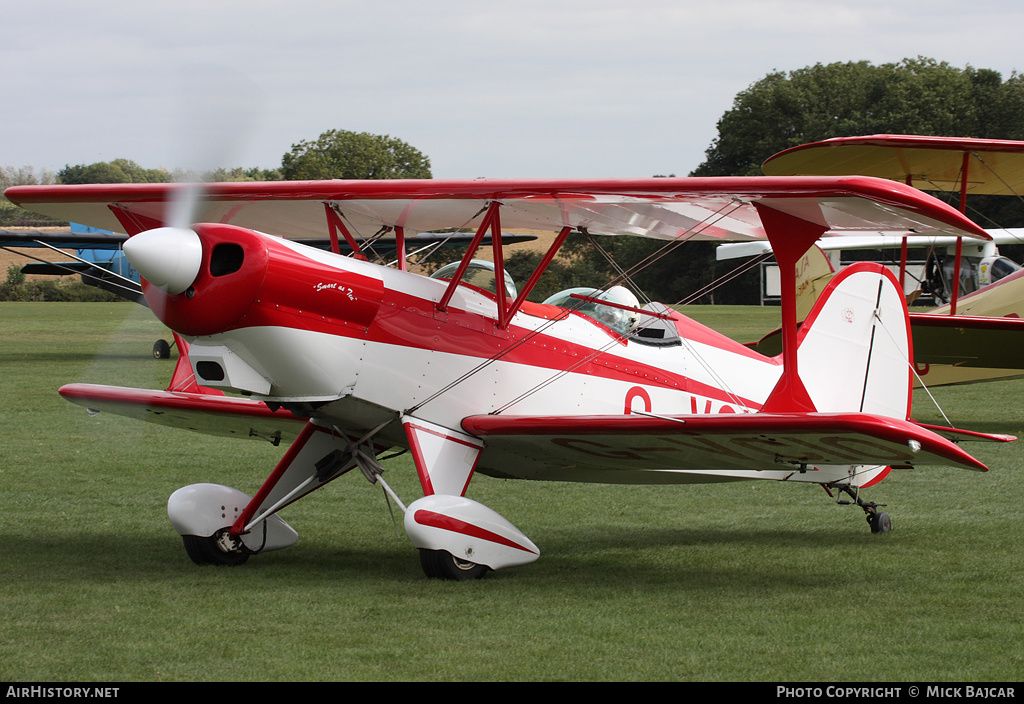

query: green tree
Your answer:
[57,159,172,184]
[281,129,432,180]
[693,58,1024,177]
[206,166,283,182]
[672,58,1024,303]
[56,160,282,185]
[1,165,61,226]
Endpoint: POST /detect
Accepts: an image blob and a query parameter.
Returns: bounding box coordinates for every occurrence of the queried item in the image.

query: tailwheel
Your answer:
[833,484,892,534]
[182,530,251,566]
[868,510,892,534]
[419,548,489,581]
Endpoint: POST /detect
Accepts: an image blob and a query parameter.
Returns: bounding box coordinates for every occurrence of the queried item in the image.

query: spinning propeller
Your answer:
[123,67,264,311]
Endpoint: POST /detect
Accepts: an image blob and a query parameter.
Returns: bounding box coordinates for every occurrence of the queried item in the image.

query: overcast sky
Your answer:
[4,0,1023,180]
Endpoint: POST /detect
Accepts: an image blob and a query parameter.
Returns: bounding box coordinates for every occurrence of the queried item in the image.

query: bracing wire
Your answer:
[870,300,954,428]
[0,244,144,300]
[408,199,759,416]
[400,203,492,271]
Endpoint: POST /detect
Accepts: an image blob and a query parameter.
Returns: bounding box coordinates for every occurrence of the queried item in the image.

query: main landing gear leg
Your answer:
[400,416,539,580]
[833,484,892,534]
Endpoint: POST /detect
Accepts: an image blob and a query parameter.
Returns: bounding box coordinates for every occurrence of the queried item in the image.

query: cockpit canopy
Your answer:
[429,262,659,340]
[932,253,1023,302]
[980,255,1021,287]
[542,285,640,335]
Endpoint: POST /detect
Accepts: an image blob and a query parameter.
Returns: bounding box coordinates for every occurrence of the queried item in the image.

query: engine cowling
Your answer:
[125,223,386,399]
[131,223,270,337]
[127,223,384,337]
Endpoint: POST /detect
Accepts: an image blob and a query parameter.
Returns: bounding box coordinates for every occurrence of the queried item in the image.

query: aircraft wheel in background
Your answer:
[153,339,172,359]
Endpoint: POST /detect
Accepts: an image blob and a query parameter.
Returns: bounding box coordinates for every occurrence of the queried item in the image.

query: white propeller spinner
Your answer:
[123,226,203,295]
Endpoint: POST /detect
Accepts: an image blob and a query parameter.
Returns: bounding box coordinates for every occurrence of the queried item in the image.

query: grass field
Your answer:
[1,302,1022,682]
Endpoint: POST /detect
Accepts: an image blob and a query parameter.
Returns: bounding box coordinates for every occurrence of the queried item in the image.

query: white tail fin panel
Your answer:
[797,262,913,420]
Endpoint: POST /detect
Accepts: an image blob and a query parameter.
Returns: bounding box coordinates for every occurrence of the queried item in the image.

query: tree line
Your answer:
[0,130,432,227]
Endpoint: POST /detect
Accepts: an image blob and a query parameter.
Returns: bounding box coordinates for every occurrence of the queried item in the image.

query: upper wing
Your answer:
[461,412,1008,479]
[762,134,1024,196]
[4,176,991,243]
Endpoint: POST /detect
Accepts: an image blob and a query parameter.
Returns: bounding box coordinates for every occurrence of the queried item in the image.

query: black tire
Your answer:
[869,512,892,534]
[153,339,172,359]
[419,549,489,581]
[182,534,250,566]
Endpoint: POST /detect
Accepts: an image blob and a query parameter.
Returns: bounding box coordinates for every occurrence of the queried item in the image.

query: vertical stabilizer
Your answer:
[791,262,913,420]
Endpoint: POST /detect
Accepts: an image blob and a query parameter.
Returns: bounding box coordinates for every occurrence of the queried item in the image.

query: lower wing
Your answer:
[60,383,306,447]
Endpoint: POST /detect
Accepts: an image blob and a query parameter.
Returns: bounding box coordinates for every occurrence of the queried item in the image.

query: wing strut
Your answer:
[502,226,572,326]
[395,226,407,271]
[436,201,502,314]
[108,204,162,236]
[324,204,364,258]
[949,152,971,315]
[755,204,828,412]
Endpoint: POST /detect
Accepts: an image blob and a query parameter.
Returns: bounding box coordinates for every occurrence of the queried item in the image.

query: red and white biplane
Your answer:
[4,176,1014,579]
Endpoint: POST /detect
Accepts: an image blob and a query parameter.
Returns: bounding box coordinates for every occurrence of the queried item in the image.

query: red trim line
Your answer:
[404,424,435,495]
[861,466,892,488]
[413,509,538,554]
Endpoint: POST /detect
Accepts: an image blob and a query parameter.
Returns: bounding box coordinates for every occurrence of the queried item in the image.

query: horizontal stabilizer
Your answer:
[59,383,306,446]
[462,412,994,476]
[913,422,1016,444]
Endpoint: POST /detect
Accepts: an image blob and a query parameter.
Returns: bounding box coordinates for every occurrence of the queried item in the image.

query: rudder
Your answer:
[794,262,913,420]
